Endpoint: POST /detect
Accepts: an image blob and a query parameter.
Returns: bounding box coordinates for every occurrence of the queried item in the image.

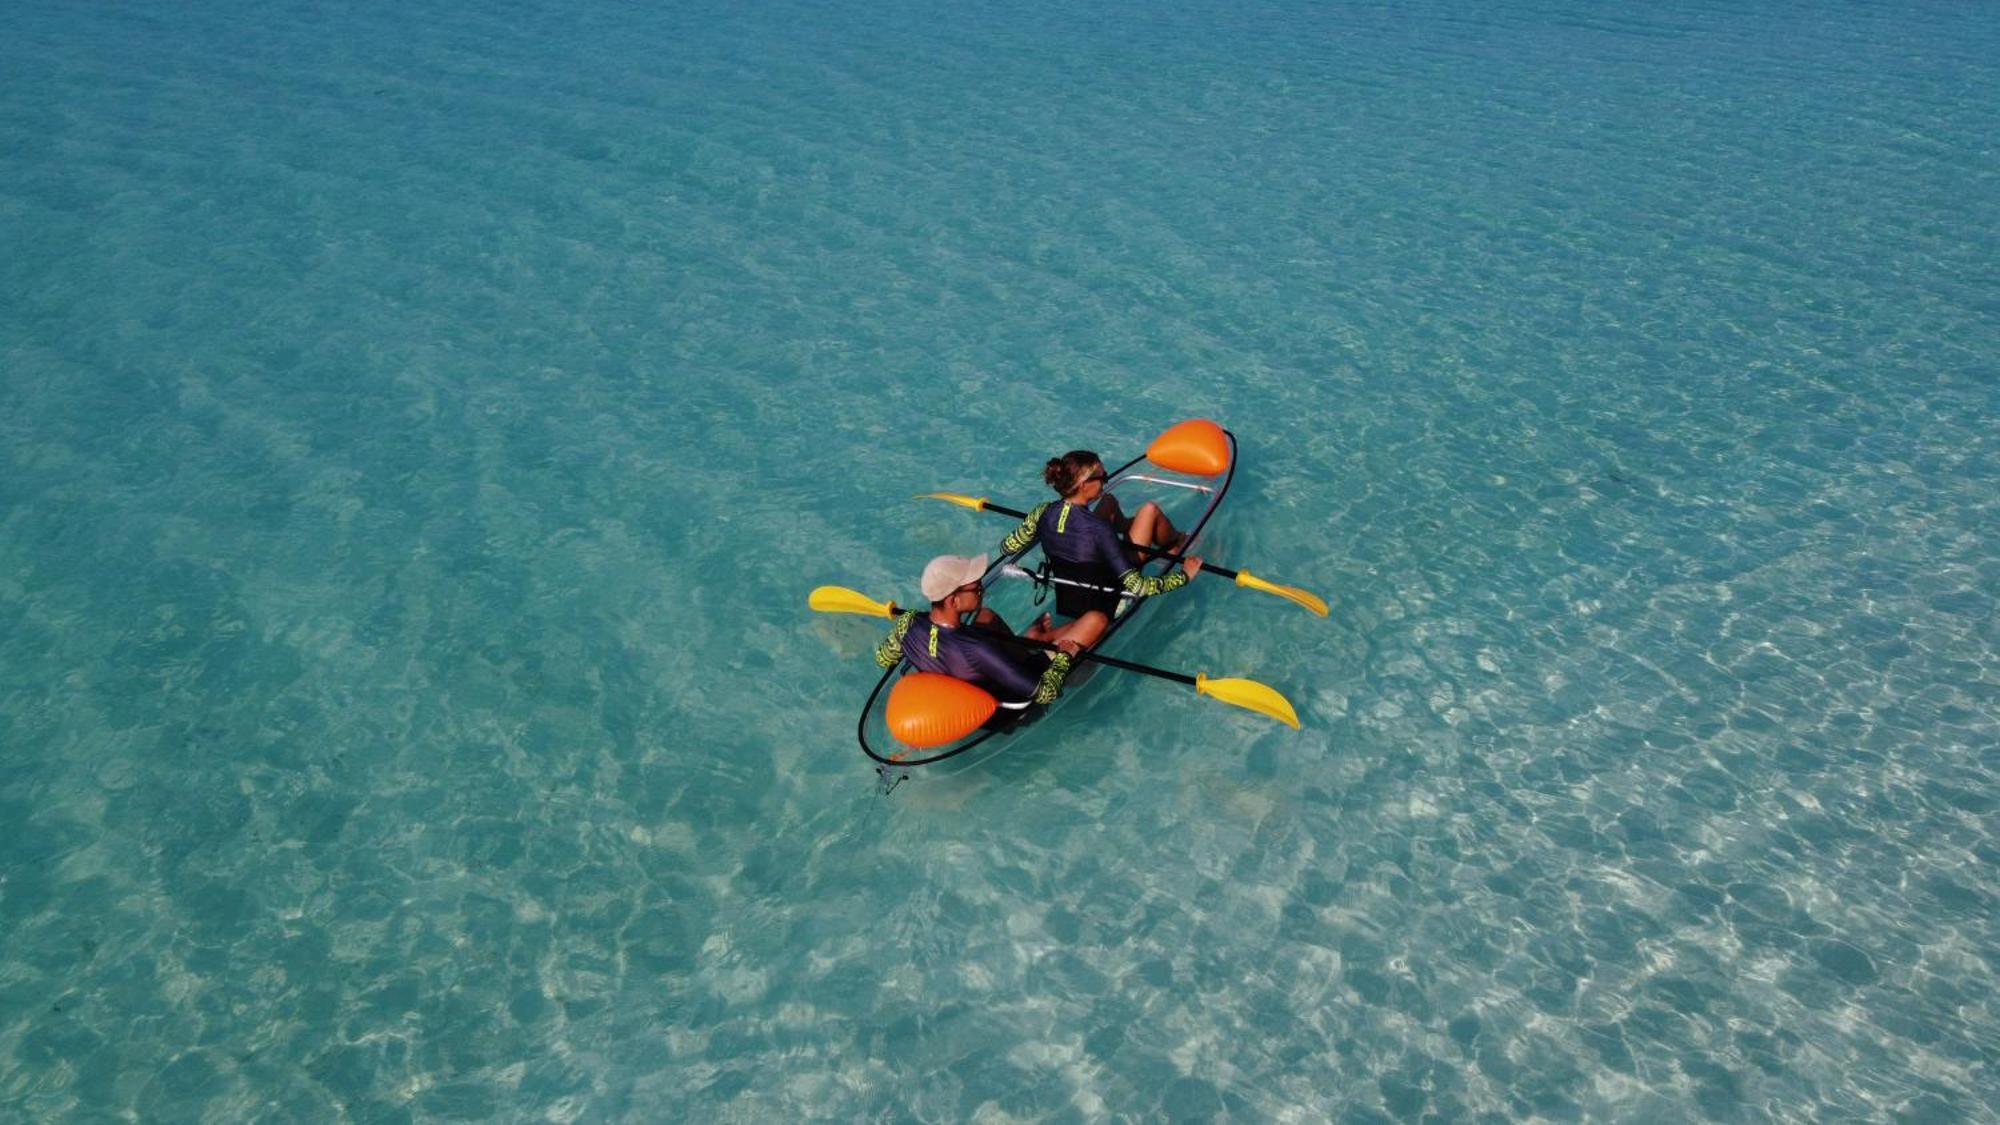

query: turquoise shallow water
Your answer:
[4,0,1997,1119]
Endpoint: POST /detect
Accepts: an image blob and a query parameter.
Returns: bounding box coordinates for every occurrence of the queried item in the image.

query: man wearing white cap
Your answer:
[872,554,1108,706]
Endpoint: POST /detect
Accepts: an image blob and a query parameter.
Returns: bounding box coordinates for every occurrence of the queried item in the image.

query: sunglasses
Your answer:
[1081,470,1108,485]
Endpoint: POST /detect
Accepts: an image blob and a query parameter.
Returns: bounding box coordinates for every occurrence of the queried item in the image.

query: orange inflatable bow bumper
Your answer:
[1145,418,1231,476]
[885,672,999,747]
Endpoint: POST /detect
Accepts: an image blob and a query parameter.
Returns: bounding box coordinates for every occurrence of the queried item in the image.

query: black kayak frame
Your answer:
[857,430,1238,771]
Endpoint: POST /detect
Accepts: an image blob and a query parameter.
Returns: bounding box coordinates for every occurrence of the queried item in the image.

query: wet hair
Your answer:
[1043,450,1100,496]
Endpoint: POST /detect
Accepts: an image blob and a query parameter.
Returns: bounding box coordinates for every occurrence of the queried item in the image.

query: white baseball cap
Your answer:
[920,553,989,602]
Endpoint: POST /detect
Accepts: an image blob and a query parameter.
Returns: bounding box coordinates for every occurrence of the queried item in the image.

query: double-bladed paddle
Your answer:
[916,492,1329,617]
[808,585,1301,728]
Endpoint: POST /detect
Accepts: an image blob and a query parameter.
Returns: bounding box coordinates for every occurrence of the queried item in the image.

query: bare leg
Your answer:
[1127,500,1183,553]
[1025,610,1107,650]
[1047,610,1108,650]
[1093,491,1128,533]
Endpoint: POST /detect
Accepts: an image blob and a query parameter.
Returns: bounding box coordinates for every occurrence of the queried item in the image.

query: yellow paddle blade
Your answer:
[1233,570,1329,617]
[915,491,990,512]
[808,585,899,618]
[1195,673,1302,729]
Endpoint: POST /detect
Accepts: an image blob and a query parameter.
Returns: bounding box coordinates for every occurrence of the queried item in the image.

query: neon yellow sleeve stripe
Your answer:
[1001,502,1049,555]
[874,612,916,668]
[1120,567,1190,598]
[1034,652,1074,704]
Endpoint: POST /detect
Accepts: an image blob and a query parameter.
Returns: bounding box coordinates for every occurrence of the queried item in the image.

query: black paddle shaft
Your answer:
[969,625,1199,688]
[975,501,1241,580]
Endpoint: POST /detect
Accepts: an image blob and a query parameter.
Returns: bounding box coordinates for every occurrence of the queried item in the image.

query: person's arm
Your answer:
[1031,651,1074,704]
[873,612,915,669]
[1000,502,1049,555]
[1091,491,1128,533]
[965,639,1073,704]
[1120,566,1190,597]
[1075,509,1190,597]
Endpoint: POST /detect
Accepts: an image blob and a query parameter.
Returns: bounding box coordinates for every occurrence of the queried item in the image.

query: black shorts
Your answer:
[1054,579,1124,620]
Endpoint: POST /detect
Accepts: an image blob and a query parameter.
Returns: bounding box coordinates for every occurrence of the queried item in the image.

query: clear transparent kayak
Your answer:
[858,429,1237,786]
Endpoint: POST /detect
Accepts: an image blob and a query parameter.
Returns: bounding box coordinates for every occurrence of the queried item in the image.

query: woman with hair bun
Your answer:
[998,449,1203,621]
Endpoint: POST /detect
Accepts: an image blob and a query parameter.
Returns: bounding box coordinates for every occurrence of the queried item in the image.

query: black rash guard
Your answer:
[874,612,1071,704]
[1001,500,1191,600]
